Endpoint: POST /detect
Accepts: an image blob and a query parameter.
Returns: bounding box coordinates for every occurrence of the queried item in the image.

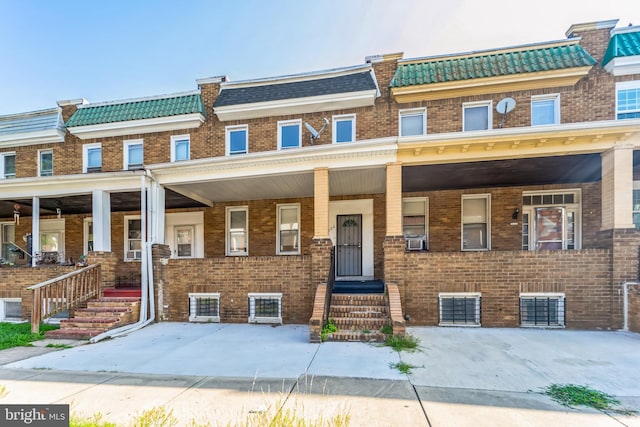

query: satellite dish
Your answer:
[496,97,516,128]
[304,118,330,144]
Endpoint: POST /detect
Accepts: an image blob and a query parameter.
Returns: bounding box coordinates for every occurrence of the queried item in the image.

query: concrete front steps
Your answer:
[46,297,141,340]
[324,294,390,343]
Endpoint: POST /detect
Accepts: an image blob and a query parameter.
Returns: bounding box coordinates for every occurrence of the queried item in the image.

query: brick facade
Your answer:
[628,284,640,333]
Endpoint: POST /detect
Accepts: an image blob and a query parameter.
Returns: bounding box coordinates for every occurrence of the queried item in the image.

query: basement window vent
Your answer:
[439,293,481,326]
[0,298,22,322]
[248,293,282,324]
[189,293,220,322]
[520,293,565,327]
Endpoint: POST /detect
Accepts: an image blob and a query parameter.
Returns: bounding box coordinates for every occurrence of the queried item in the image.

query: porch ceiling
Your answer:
[403,153,603,192]
[0,189,207,219]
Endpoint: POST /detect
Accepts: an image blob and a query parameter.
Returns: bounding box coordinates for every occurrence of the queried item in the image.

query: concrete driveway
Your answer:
[3,324,640,426]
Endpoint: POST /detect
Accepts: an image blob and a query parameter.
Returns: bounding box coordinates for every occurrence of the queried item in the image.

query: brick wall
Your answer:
[162,255,312,323]
[401,249,613,329]
[628,284,640,333]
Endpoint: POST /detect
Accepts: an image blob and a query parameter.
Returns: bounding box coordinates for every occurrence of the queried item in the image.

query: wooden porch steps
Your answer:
[323,293,390,343]
[46,297,141,340]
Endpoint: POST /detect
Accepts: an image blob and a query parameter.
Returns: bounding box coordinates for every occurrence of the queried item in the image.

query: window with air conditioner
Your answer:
[0,298,22,322]
[439,293,481,326]
[248,293,282,324]
[125,216,142,261]
[520,293,565,327]
[403,198,428,251]
[189,293,220,322]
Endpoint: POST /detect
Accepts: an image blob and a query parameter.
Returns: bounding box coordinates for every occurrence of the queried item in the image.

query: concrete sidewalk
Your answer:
[1,324,639,426]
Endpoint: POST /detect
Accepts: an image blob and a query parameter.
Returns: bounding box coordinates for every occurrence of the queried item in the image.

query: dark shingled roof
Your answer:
[214,71,377,107]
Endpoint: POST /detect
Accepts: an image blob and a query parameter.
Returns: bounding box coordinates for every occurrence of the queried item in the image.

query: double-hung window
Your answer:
[399,108,426,136]
[226,207,248,256]
[462,195,490,250]
[463,101,492,131]
[124,216,142,261]
[332,114,355,143]
[171,135,190,162]
[84,218,93,254]
[403,198,428,250]
[0,152,16,179]
[124,139,143,170]
[633,183,640,230]
[277,204,300,255]
[278,119,301,149]
[39,149,53,176]
[226,125,248,155]
[531,94,560,126]
[83,143,102,173]
[616,81,640,120]
[521,190,581,250]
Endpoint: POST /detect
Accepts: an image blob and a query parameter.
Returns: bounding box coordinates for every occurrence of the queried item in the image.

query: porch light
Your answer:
[13,204,20,225]
[512,208,520,220]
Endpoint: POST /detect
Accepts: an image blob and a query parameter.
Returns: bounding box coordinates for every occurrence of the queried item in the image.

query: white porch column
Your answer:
[601,145,635,230]
[152,182,165,244]
[92,190,112,252]
[31,197,40,267]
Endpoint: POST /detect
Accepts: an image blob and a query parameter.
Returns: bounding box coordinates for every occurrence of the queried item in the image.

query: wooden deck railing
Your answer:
[27,264,101,333]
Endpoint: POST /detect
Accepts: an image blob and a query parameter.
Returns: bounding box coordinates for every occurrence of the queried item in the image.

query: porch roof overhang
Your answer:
[147,139,397,202]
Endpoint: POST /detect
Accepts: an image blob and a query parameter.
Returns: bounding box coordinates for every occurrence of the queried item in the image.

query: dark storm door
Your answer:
[336,214,362,276]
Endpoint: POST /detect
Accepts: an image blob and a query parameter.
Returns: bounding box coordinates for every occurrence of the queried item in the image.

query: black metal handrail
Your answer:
[322,246,336,324]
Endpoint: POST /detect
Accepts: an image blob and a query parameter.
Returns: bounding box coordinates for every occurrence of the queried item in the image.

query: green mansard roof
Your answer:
[603,28,640,66]
[391,42,596,88]
[66,92,205,127]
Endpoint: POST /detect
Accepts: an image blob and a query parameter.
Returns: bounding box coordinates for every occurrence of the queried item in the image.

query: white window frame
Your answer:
[38,149,53,177]
[123,139,144,170]
[226,206,248,256]
[531,94,560,126]
[463,101,492,131]
[439,292,481,327]
[522,189,581,251]
[225,125,249,155]
[0,152,16,179]
[276,203,300,255]
[402,197,428,250]
[277,119,302,150]
[519,293,565,328]
[83,143,102,173]
[248,292,282,324]
[83,218,93,254]
[332,114,356,143]
[174,225,196,258]
[124,215,142,261]
[1,222,16,262]
[189,293,220,322]
[399,108,426,136]
[39,219,65,264]
[633,181,640,230]
[461,194,491,251]
[616,80,640,120]
[170,134,190,162]
[0,298,23,322]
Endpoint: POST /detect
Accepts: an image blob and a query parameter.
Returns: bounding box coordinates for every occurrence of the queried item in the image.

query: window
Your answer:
[226,125,248,155]
[463,101,492,131]
[123,139,143,170]
[462,195,490,250]
[83,143,102,173]
[189,293,220,322]
[522,191,581,250]
[226,207,248,256]
[531,94,560,126]
[399,108,426,136]
[175,226,195,258]
[633,186,640,230]
[125,216,142,261]
[616,81,640,120]
[0,298,22,322]
[0,152,16,179]
[403,197,428,250]
[83,218,93,254]
[39,149,53,176]
[277,204,300,255]
[520,293,565,327]
[1,223,16,262]
[38,219,65,264]
[439,293,481,326]
[278,119,301,149]
[333,114,356,143]
[171,135,190,162]
[248,293,282,324]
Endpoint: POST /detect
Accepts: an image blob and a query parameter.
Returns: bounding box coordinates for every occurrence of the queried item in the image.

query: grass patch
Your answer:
[46,343,73,349]
[383,334,420,352]
[389,361,419,374]
[0,322,59,350]
[379,325,393,335]
[321,318,338,342]
[544,384,634,414]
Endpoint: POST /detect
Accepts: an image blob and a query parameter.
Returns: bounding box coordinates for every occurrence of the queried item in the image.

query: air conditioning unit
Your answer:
[406,237,425,251]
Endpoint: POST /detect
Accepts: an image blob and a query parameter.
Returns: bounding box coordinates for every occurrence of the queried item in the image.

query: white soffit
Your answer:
[67,113,205,139]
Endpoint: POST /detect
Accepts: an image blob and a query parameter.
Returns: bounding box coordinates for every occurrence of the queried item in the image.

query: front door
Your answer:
[336,214,362,277]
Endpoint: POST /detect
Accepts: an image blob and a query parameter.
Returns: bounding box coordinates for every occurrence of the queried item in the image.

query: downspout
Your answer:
[90,172,156,342]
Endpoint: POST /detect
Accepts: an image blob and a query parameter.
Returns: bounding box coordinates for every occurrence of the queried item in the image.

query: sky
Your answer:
[0,0,639,115]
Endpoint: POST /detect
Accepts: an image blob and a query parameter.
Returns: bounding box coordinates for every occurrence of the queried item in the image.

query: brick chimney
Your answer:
[566,19,619,63]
